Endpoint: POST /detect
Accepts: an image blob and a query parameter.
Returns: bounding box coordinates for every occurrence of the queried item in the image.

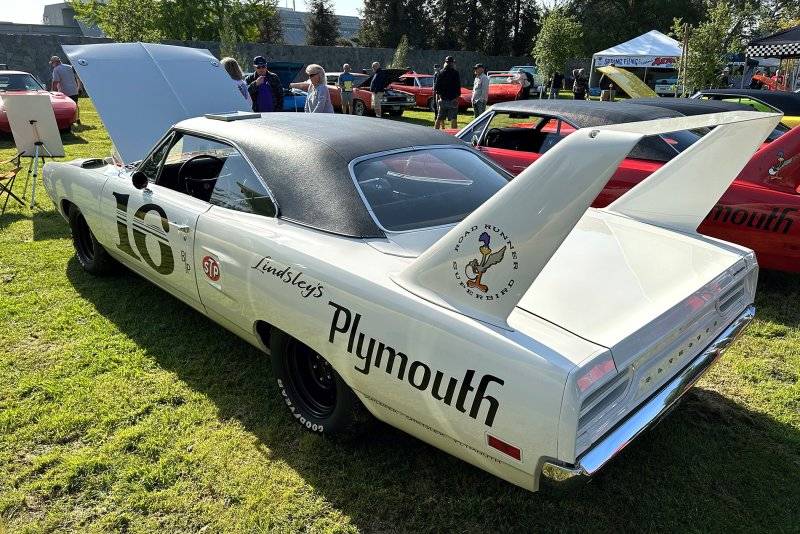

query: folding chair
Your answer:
[0,153,24,218]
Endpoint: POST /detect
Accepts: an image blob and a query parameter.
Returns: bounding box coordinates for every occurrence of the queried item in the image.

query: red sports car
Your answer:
[388,73,472,111]
[457,99,800,272]
[325,69,416,117]
[486,73,524,104]
[0,70,78,133]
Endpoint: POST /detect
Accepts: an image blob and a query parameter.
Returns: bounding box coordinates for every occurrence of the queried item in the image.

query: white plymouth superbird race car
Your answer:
[43,43,779,492]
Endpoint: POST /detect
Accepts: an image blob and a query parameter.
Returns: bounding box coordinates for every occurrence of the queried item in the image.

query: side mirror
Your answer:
[471,135,479,147]
[132,170,149,190]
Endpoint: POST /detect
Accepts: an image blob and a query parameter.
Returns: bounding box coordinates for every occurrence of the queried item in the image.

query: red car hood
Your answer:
[0,90,77,115]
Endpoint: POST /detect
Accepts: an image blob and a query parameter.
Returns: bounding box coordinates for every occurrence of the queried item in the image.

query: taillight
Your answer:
[576,357,616,393]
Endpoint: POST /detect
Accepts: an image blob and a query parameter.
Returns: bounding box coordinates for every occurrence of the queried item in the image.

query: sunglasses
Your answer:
[255,65,267,69]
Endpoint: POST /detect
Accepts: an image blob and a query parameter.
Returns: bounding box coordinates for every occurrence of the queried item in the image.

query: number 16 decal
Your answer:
[113,192,175,275]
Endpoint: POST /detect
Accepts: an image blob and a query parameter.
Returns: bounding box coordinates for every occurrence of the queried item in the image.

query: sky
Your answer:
[0,0,363,24]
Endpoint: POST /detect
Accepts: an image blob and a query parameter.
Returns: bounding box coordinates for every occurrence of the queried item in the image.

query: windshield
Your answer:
[353,148,509,231]
[489,76,515,85]
[0,73,44,92]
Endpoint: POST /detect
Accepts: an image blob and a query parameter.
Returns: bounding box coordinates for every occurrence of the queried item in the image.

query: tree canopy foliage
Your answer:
[70,0,282,43]
[532,8,583,77]
[305,0,340,46]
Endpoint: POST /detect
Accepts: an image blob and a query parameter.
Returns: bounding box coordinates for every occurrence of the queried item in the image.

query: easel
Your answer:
[20,119,53,209]
[0,152,24,218]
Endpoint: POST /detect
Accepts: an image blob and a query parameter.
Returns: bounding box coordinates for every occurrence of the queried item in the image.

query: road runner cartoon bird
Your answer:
[465,231,506,293]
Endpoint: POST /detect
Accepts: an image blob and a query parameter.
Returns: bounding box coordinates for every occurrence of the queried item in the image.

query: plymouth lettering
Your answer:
[707,205,796,234]
[327,301,504,427]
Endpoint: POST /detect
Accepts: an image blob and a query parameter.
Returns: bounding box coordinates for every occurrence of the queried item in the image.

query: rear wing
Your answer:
[393,110,781,330]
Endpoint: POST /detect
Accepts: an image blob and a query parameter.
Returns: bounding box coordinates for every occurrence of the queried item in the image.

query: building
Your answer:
[42,1,106,37]
[278,7,361,45]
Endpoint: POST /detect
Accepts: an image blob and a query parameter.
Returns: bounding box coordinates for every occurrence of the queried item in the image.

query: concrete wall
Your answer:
[0,33,532,88]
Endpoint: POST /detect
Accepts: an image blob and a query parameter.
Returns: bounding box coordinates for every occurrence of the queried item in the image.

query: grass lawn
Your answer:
[1,101,799,533]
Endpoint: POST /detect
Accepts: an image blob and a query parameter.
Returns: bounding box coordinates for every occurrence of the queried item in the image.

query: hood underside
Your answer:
[62,42,251,164]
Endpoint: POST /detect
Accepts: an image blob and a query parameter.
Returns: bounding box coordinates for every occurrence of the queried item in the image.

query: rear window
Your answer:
[353,148,509,231]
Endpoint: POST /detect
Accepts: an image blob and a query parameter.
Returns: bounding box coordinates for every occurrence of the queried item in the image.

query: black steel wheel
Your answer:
[353,99,366,116]
[270,329,365,434]
[68,205,115,275]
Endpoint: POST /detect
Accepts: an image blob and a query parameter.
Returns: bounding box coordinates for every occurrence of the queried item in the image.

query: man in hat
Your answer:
[244,56,284,112]
[433,56,461,129]
[471,64,489,117]
[49,56,81,123]
[369,61,389,117]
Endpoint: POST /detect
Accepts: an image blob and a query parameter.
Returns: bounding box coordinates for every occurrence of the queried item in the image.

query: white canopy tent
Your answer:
[589,30,682,89]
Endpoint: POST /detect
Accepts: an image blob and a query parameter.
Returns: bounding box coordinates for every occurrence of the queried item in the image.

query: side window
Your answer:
[154,133,276,217]
[459,113,492,143]
[400,77,414,86]
[209,154,276,217]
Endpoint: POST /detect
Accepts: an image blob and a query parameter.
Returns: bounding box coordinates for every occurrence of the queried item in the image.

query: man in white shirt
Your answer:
[472,64,489,117]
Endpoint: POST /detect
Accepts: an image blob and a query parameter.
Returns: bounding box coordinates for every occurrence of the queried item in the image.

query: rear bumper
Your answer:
[541,304,755,490]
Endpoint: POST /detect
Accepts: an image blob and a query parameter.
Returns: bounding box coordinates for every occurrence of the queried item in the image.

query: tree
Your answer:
[358,0,406,47]
[512,0,541,57]
[482,0,515,55]
[305,0,340,46]
[390,34,410,68]
[673,2,749,93]
[70,0,282,43]
[70,0,164,41]
[532,8,584,77]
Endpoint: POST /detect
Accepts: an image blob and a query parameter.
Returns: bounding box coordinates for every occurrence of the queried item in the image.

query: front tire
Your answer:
[68,205,115,275]
[353,99,366,116]
[271,329,364,435]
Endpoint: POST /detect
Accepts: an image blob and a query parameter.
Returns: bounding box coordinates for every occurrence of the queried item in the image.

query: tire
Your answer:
[388,109,403,117]
[68,205,115,275]
[271,329,364,435]
[353,99,366,116]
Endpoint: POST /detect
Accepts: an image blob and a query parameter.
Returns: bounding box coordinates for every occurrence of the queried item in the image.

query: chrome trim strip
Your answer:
[541,304,755,488]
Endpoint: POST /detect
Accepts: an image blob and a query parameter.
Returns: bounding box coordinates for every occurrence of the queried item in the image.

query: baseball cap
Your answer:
[444,56,454,63]
[253,56,267,67]
[473,63,484,69]
[49,56,61,63]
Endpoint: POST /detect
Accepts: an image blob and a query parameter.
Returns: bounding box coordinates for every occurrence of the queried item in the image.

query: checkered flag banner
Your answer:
[746,42,800,58]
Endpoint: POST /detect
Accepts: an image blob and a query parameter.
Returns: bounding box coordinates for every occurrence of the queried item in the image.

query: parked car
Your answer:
[0,70,78,133]
[509,65,546,95]
[456,99,800,272]
[50,42,767,492]
[326,69,415,116]
[388,72,472,111]
[487,73,524,104]
[692,88,800,128]
[654,77,680,96]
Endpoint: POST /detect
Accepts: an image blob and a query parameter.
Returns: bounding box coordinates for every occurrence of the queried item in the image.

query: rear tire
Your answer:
[271,329,365,435]
[68,205,115,275]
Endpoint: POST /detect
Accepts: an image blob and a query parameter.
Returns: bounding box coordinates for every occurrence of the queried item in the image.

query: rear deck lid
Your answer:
[517,209,746,353]
[62,42,250,164]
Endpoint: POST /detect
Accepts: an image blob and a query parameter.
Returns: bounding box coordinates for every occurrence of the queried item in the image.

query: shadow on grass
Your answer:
[66,259,800,532]
[0,207,68,241]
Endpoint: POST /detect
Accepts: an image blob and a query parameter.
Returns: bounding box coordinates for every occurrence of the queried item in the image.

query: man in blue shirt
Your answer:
[338,64,356,115]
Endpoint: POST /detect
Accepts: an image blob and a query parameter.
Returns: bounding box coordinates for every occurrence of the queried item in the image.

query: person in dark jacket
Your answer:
[369,62,389,117]
[244,56,283,112]
[433,56,461,129]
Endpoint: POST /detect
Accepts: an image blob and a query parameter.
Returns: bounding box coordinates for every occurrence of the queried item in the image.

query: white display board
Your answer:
[3,94,65,158]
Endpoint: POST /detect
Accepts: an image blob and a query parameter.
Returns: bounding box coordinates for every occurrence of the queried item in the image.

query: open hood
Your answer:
[62,42,250,164]
[268,61,304,89]
[597,66,657,98]
[358,68,408,88]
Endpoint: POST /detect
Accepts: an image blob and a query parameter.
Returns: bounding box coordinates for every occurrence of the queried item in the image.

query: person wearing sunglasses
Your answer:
[244,56,284,113]
[290,64,334,113]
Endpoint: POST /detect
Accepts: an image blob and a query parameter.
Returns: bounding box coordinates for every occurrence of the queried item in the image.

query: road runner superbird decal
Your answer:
[113,192,175,274]
[328,301,504,427]
[452,225,518,302]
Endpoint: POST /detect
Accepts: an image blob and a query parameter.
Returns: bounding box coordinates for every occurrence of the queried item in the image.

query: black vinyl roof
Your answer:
[175,113,466,238]
[624,98,754,115]
[486,100,685,162]
[693,89,800,116]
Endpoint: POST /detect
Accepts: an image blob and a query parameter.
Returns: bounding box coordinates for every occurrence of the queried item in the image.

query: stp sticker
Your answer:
[202,255,221,281]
